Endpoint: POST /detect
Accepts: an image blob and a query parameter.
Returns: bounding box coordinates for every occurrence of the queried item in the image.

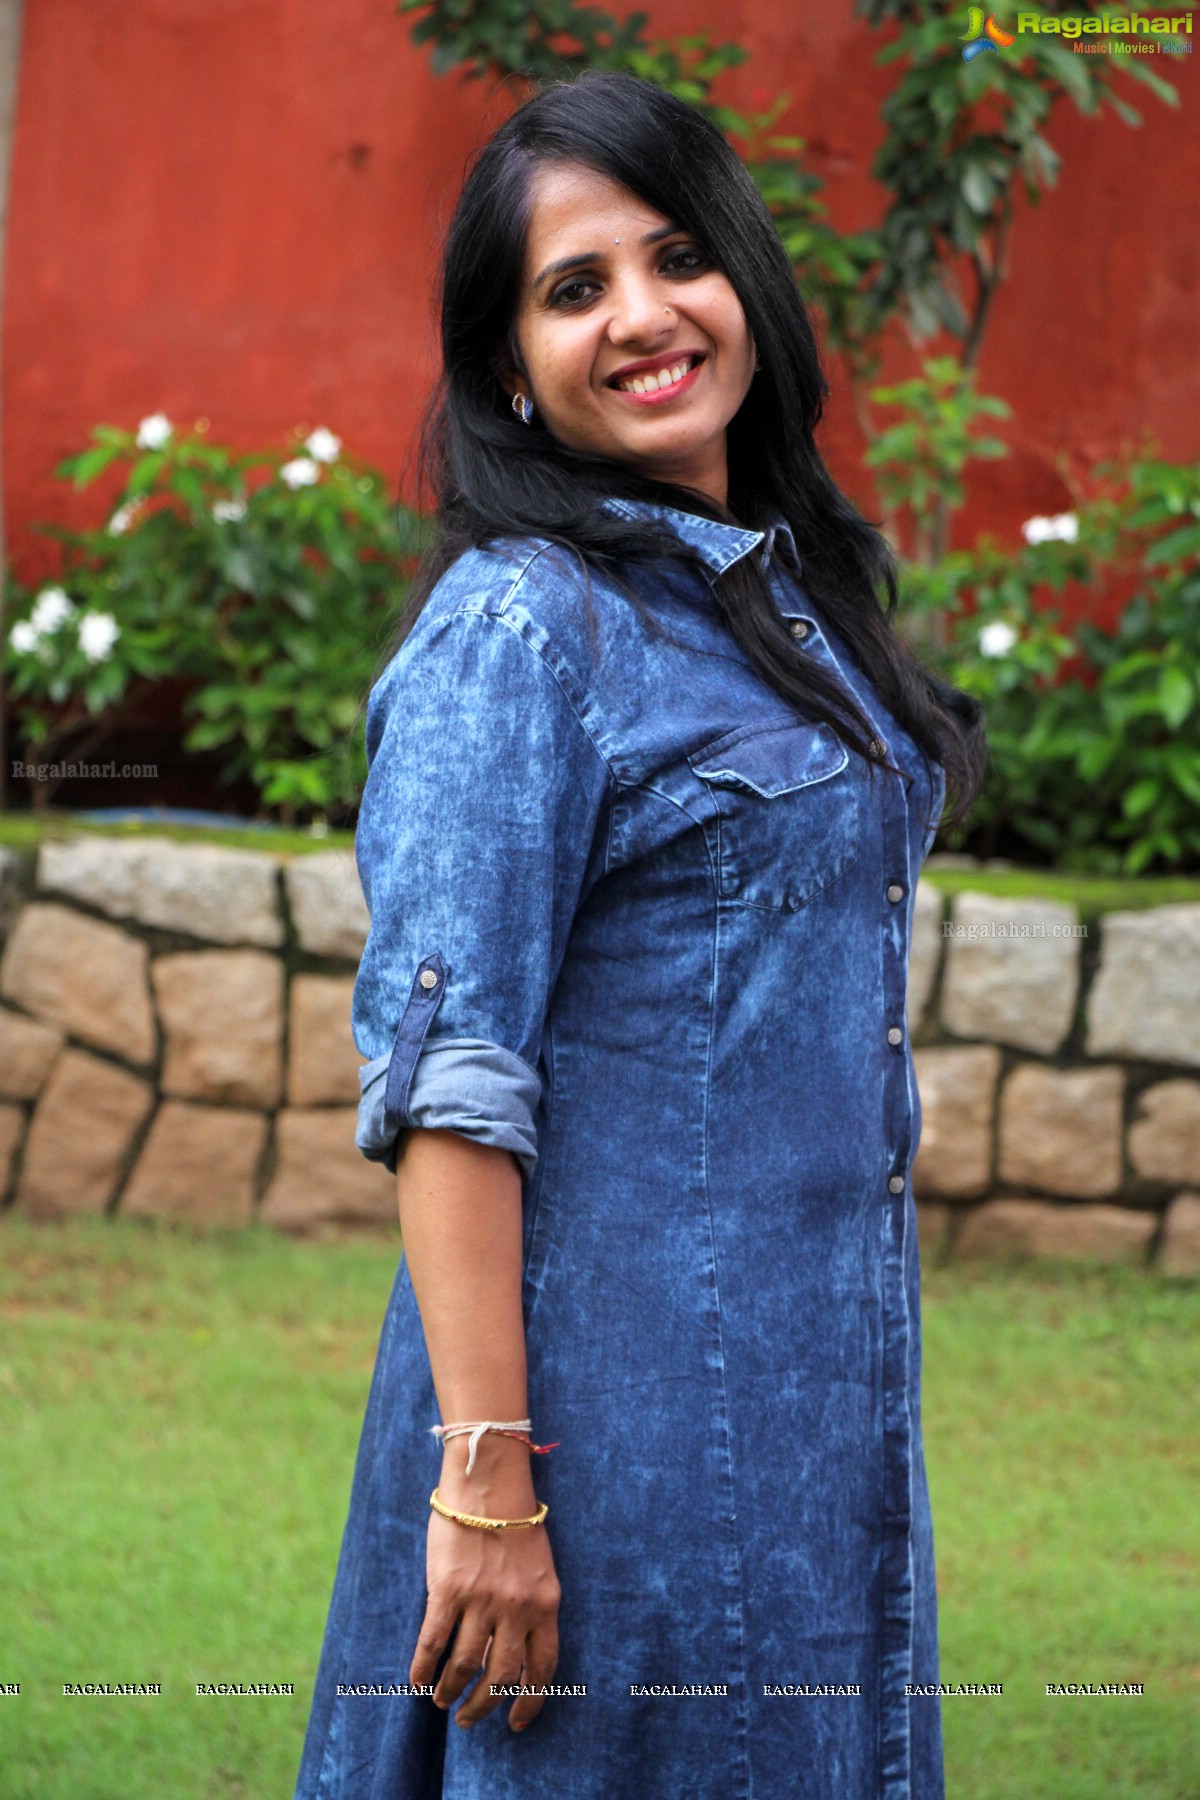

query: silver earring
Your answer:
[512,392,534,425]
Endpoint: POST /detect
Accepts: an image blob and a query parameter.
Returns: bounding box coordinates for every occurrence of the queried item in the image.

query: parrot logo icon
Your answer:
[961,8,1017,58]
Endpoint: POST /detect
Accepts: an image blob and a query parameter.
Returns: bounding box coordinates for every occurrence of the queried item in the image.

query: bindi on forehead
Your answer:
[522,165,672,286]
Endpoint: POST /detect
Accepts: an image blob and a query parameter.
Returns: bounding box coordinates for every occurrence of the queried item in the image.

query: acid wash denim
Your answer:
[293,500,949,1800]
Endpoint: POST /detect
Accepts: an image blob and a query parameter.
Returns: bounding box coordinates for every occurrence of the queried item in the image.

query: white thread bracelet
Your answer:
[430,1419,534,1476]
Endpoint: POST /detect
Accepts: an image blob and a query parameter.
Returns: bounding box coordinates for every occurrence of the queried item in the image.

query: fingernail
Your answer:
[512,1721,528,1732]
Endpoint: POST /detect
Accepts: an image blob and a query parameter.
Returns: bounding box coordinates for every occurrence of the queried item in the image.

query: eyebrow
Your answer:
[531,221,683,293]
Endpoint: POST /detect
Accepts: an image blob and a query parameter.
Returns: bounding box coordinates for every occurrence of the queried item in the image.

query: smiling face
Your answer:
[502,162,758,509]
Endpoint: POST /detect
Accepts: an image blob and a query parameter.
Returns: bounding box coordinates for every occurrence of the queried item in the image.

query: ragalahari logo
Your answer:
[961,8,1017,57]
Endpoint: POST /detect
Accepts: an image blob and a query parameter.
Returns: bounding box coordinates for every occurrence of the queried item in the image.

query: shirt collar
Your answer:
[601,498,802,578]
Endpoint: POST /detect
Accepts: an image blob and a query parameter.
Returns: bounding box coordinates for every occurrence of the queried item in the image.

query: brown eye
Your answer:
[663,247,710,276]
[551,278,599,308]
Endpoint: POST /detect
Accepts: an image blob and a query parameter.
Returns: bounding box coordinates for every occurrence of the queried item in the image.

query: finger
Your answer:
[410,1594,460,1691]
[455,1628,526,1727]
[432,1615,491,1712]
[507,1618,560,1731]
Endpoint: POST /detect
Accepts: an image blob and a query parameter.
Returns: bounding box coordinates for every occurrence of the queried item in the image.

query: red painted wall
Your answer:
[4,0,1198,584]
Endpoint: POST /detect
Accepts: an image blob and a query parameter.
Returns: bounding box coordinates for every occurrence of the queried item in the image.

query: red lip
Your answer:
[605,351,705,386]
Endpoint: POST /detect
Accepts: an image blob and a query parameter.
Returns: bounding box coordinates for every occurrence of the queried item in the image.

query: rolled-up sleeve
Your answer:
[351,600,613,1179]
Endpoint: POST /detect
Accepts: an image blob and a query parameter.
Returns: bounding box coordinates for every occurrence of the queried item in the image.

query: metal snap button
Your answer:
[888,1174,905,1194]
[419,969,438,990]
[887,1025,903,1046]
[887,883,904,903]
[789,619,810,640]
[869,737,888,761]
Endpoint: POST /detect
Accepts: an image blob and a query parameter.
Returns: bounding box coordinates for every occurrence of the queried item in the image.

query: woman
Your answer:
[294,70,985,1800]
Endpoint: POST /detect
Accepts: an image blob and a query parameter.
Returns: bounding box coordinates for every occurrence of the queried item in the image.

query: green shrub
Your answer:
[4,419,423,822]
[906,455,1200,874]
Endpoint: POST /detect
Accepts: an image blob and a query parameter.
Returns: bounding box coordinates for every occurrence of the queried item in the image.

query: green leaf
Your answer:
[1122,777,1161,821]
[1158,666,1194,730]
[960,165,995,216]
[127,453,166,495]
[62,442,126,489]
[1145,522,1200,567]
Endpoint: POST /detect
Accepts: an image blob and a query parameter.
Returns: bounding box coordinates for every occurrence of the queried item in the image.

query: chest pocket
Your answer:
[687,721,862,911]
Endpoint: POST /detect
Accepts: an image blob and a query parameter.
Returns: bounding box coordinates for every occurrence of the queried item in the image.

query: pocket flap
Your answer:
[688,722,849,798]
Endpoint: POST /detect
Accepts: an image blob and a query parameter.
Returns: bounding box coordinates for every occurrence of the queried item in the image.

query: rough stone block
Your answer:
[907,880,943,1032]
[0,1005,64,1099]
[941,891,1082,1054]
[955,1198,1154,1264]
[1087,904,1200,1067]
[287,975,363,1106]
[1158,1192,1200,1277]
[38,835,284,947]
[0,903,155,1063]
[121,1101,267,1227]
[16,1048,153,1216]
[998,1063,1123,1199]
[153,950,284,1108]
[284,853,369,960]
[1127,1081,1200,1187]
[261,1107,394,1231]
[913,1044,1001,1199]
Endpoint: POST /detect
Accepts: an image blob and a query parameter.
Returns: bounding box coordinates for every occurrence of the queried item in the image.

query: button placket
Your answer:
[874,731,913,1204]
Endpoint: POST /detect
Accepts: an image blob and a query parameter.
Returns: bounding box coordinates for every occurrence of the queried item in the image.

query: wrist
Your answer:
[438,1431,538,1511]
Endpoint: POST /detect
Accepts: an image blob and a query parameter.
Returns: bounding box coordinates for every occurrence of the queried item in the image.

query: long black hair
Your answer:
[392,70,986,828]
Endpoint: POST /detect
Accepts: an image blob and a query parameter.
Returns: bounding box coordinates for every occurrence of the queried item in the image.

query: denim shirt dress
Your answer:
[293,500,949,1800]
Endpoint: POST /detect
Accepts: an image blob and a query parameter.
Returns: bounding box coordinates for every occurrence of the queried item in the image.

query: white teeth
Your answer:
[619,357,694,394]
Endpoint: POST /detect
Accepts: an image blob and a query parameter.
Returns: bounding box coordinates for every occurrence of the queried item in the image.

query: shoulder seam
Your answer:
[431,605,623,803]
[495,539,554,612]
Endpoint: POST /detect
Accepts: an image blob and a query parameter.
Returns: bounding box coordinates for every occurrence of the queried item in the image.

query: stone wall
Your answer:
[907,881,1199,1275]
[0,837,393,1233]
[0,836,1197,1271]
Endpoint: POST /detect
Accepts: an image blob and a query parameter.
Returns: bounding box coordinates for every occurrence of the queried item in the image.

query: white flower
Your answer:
[108,500,142,535]
[305,427,341,463]
[979,621,1018,658]
[136,412,173,450]
[279,457,320,489]
[10,620,41,655]
[1021,512,1078,546]
[212,498,247,522]
[29,586,75,635]
[78,612,120,663]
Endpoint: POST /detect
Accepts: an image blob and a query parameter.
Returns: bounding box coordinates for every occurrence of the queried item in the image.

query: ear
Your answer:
[493,337,528,404]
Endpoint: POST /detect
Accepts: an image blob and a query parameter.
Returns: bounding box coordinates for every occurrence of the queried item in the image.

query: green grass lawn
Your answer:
[0,1216,1195,1799]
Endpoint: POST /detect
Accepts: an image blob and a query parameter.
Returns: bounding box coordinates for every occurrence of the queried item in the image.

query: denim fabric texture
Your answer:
[293,500,949,1800]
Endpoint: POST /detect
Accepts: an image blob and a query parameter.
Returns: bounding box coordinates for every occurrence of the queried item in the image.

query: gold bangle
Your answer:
[429,1487,549,1532]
